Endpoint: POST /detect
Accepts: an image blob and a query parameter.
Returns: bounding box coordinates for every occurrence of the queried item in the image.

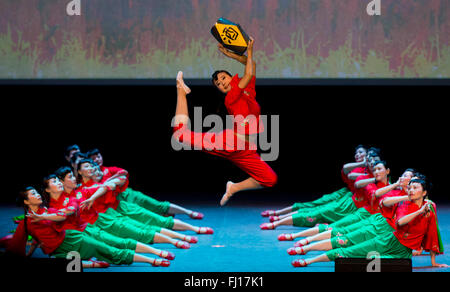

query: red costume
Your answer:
[382,200,442,254]
[173,74,277,188]
[6,207,66,256]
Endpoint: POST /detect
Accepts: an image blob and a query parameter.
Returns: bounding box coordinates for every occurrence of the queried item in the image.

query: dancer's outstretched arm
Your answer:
[342,157,366,175]
[382,195,409,208]
[354,177,376,189]
[218,39,256,76]
[238,37,255,89]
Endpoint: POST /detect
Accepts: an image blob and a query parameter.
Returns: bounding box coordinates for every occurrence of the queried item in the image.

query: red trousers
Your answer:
[173,124,277,188]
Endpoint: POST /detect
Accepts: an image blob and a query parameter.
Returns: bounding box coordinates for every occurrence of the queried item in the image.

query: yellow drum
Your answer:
[211,18,250,56]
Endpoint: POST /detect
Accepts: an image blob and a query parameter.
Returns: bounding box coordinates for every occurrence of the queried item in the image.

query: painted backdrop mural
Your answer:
[0,0,448,78]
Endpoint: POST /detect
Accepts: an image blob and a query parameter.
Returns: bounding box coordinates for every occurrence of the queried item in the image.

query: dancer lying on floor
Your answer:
[49,171,194,250]
[6,187,171,267]
[260,155,383,230]
[74,159,214,235]
[261,145,369,220]
[172,37,278,206]
[86,148,204,219]
[279,167,414,243]
[289,179,447,268]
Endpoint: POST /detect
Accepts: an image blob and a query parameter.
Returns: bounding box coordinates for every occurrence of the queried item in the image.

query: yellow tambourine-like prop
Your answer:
[211,18,250,56]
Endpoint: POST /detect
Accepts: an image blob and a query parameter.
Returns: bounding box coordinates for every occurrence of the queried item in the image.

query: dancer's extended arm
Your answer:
[397,202,430,227]
[218,38,256,88]
[354,177,376,189]
[343,157,366,175]
[382,195,409,207]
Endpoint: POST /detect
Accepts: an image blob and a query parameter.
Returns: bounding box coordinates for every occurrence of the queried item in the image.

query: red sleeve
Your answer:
[105,166,128,178]
[6,220,27,257]
[225,75,243,106]
[422,206,443,254]
[115,176,129,193]
[395,202,412,225]
[341,169,350,186]
[364,183,378,198]
[46,208,68,217]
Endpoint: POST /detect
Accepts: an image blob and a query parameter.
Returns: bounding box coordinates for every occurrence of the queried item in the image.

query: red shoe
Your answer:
[160,251,175,260]
[0,234,13,248]
[261,210,276,217]
[189,212,204,220]
[287,246,306,255]
[269,216,280,222]
[84,260,110,268]
[278,234,294,241]
[197,227,214,234]
[175,241,191,249]
[294,239,309,247]
[152,259,171,267]
[183,236,198,244]
[292,259,308,268]
[260,223,275,230]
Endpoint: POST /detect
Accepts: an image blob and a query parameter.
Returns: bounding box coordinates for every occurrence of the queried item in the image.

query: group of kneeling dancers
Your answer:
[1,145,213,269]
[260,145,448,269]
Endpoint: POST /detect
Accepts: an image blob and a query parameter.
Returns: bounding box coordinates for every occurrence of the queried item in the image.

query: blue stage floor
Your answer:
[1,200,449,272]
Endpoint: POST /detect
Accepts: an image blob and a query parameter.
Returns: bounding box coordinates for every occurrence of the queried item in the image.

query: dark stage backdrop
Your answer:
[0,84,447,205]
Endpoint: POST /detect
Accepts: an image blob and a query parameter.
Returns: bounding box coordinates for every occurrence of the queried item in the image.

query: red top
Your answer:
[225,74,263,135]
[341,166,368,193]
[6,207,66,256]
[382,200,442,254]
[67,188,101,224]
[100,165,128,182]
[79,177,128,213]
[361,180,390,214]
[49,194,87,232]
[352,174,374,208]
[378,188,407,220]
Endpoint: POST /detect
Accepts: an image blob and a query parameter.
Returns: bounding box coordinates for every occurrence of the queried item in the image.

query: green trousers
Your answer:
[292,195,358,227]
[317,208,372,233]
[117,188,171,215]
[292,188,350,211]
[329,213,395,248]
[326,232,412,261]
[114,200,175,229]
[95,208,162,244]
[52,229,135,265]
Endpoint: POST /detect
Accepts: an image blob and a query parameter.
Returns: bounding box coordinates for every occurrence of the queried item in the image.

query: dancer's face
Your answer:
[367,155,381,173]
[407,182,427,201]
[24,189,43,206]
[401,171,414,181]
[373,162,389,182]
[214,72,233,94]
[92,166,103,182]
[66,149,80,162]
[354,147,367,162]
[63,171,78,190]
[78,162,95,179]
[46,177,64,193]
[90,153,103,167]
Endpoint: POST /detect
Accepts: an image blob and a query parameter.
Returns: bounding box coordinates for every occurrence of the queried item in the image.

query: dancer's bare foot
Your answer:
[176,71,191,94]
[220,181,234,206]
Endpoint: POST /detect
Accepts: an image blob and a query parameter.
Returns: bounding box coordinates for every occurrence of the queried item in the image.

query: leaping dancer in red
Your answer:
[172,37,278,206]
